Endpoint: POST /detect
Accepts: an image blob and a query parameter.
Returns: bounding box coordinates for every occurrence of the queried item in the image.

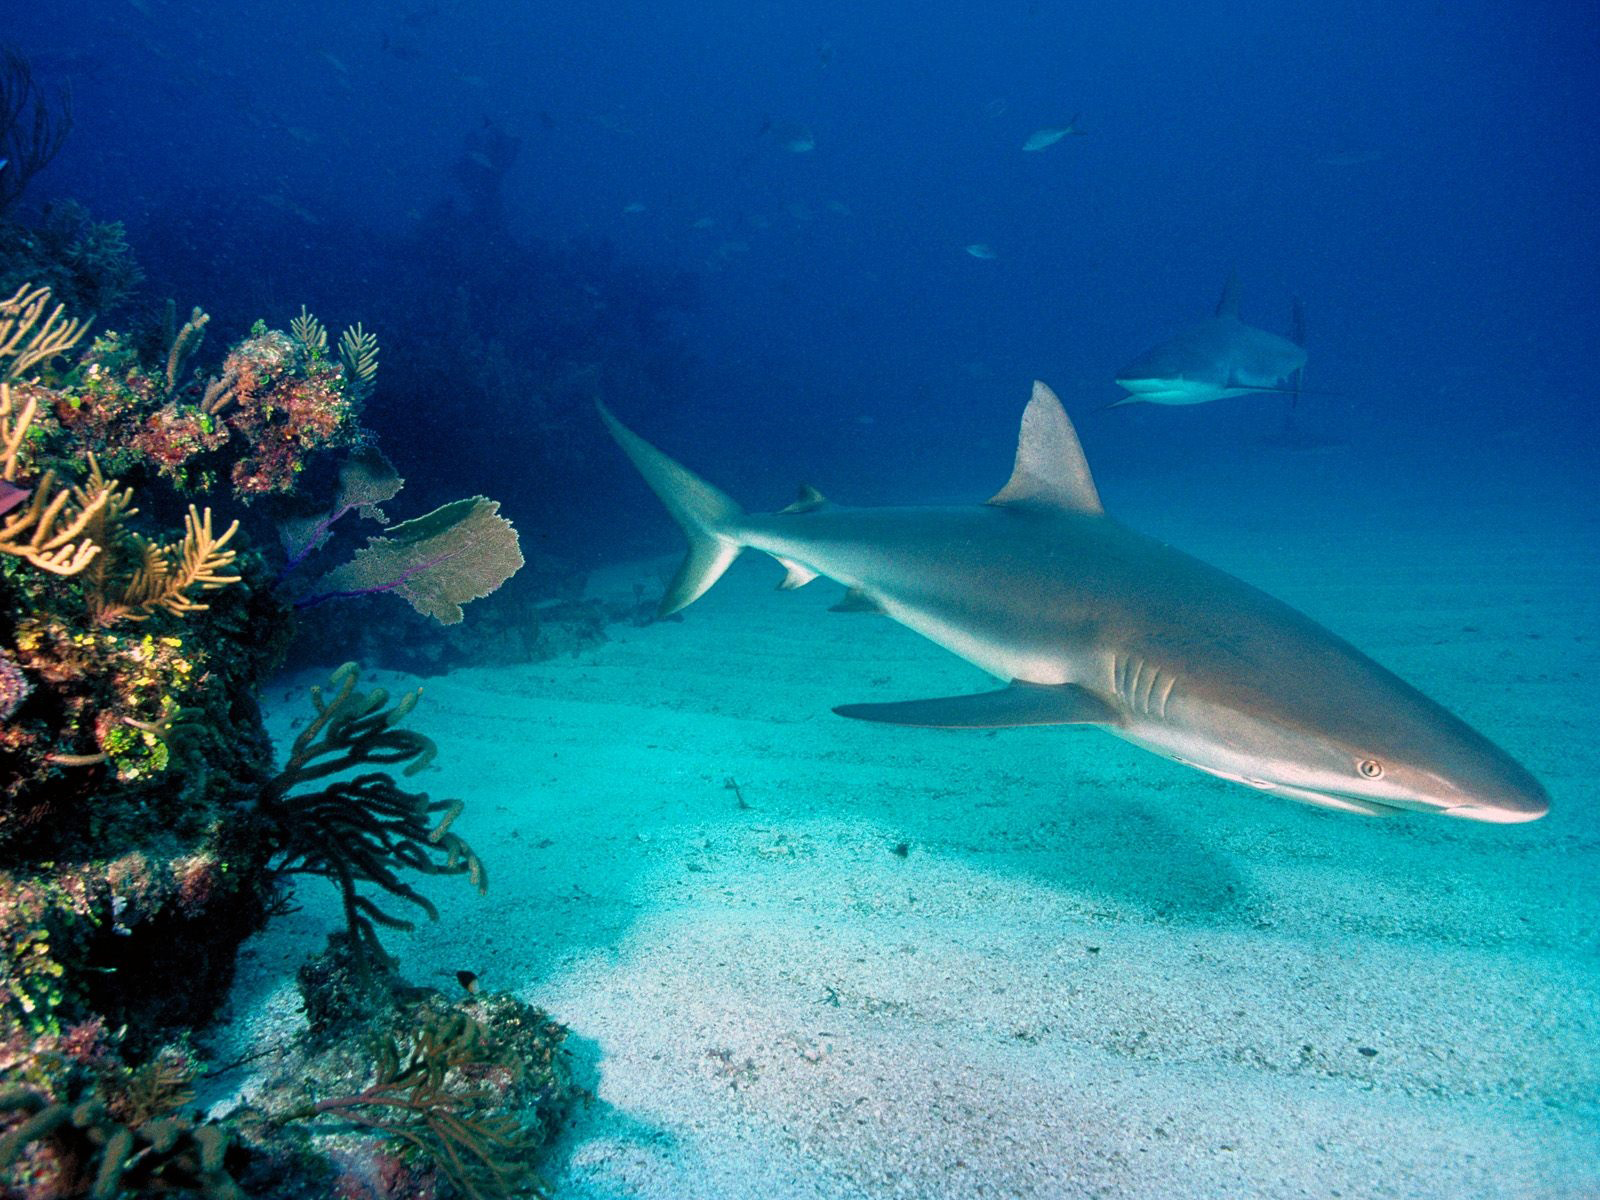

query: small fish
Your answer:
[622,201,647,214]
[756,116,816,152]
[691,217,717,229]
[1022,116,1087,151]
[965,243,997,260]
[0,480,30,519]
[455,970,479,995]
[380,33,425,62]
[320,51,350,76]
[0,159,8,174]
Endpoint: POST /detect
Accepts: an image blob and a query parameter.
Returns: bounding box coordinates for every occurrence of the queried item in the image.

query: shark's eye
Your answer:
[1358,759,1384,779]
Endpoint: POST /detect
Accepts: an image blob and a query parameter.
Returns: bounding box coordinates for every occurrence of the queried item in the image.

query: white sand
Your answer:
[219,489,1600,1198]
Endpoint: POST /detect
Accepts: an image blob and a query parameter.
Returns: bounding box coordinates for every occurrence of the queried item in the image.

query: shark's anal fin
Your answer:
[776,558,818,589]
[987,381,1104,514]
[829,587,884,613]
[833,680,1118,728]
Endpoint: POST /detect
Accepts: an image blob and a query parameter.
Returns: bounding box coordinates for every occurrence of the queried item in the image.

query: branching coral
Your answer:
[0,282,90,381]
[337,321,379,397]
[289,305,327,360]
[0,49,72,215]
[262,663,485,968]
[164,305,209,393]
[282,1007,548,1200]
[0,462,107,576]
[86,502,241,626]
[0,1083,245,1199]
[0,287,111,577]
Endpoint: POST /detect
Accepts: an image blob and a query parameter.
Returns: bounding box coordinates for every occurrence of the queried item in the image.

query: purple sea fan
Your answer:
[0,650,30,723]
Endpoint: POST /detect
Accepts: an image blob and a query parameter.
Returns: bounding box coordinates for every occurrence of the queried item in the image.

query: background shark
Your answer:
[601,384,1547,824]
[1113,276,1309,406]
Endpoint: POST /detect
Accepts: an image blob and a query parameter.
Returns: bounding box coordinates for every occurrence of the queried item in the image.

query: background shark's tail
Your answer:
[1288,295,1308,411]
[597,403,745,615]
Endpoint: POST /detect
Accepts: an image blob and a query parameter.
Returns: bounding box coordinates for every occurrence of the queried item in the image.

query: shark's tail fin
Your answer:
[1215,271,1242,318]
[598,403,745,616]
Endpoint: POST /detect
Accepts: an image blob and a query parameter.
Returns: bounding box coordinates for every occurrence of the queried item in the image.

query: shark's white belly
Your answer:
[1114,376,1231,406]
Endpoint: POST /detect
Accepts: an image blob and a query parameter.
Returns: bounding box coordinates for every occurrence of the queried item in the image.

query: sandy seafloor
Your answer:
[210,449,1599,1199]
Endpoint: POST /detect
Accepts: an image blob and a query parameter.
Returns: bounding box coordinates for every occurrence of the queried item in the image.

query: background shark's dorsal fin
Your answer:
[987,381,1103,515]
[779,484,828,514]
[1215,271,1242,318]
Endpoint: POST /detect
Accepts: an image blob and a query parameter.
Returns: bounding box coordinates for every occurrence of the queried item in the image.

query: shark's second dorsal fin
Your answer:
[1215,271,1242,318]
[987,381,1103,515]
[779,484,828,514]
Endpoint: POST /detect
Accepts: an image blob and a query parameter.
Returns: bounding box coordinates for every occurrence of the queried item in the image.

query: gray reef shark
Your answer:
[600,386,1547,823]
[1113,276,1308,406]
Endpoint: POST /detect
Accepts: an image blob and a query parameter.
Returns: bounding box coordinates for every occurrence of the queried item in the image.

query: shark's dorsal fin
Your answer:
[987,381,1103,515]
[1215,272,1242,318]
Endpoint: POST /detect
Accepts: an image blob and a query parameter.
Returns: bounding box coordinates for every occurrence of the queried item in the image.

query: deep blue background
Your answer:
[10,0,1598,562]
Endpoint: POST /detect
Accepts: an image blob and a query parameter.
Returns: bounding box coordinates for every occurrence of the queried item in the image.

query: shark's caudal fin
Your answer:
[988,381,1104,514]
[597,403,744,616]
[1287,295,1307,412]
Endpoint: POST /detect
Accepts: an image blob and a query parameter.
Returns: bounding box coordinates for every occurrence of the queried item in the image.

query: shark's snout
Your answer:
[1440,775,1550,824]
[1398,738,1551,824]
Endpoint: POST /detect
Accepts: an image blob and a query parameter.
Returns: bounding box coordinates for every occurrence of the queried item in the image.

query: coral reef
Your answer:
[0,203,143,320]
[0,258,566,1194]
[0,663,573,1199]
[60,311,360,499]
[246,938,571,1200]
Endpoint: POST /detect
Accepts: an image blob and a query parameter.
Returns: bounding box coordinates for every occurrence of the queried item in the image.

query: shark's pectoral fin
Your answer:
[833,681,1118,729]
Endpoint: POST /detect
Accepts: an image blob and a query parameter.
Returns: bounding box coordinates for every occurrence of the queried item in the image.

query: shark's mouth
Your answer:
[1257,781,1406,818]
[1257,780,1539,823]
[1182,762,1416,819]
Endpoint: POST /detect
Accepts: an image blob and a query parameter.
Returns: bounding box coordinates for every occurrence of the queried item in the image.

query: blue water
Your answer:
[10,1,1597,1194]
